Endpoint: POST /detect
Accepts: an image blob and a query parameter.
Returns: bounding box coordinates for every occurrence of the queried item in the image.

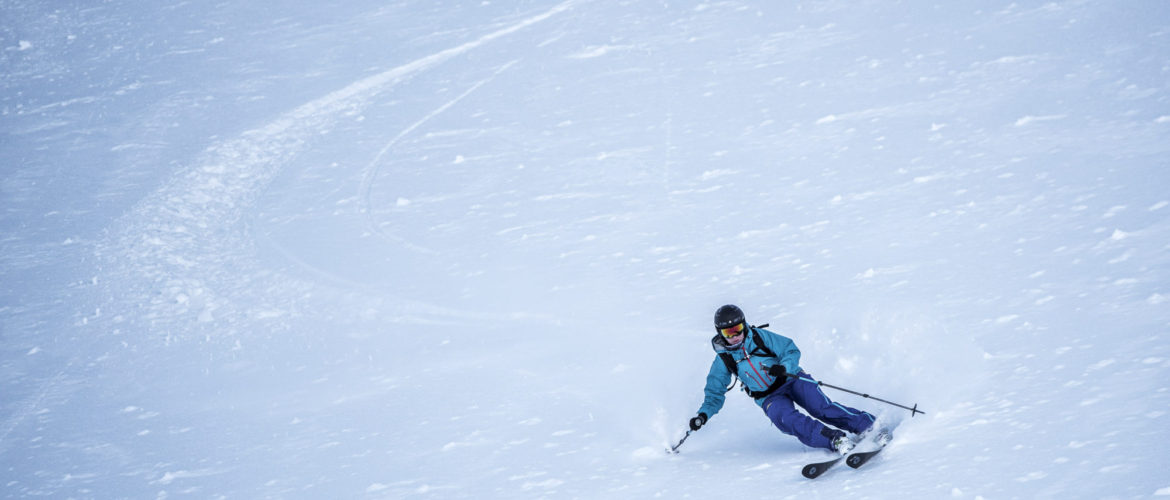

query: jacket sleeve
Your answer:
[697,356,732,418]
[760,329,801,376]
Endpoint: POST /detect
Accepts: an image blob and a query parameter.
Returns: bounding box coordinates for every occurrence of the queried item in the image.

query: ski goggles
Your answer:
[718,322,746,339]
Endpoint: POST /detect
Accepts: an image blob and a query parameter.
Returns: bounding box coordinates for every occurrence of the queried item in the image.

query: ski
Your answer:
[802,445,884,479]
[801,455,843,479]
[846,429,894,469]
[803,428,894,478]
[845,445,885,468]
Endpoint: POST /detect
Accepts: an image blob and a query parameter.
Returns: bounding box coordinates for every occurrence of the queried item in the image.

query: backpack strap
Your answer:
[712,334,740,393]
[744,374,788,400]
[717,352,738,393]
[717,351,737,376]
[748,328,776,358]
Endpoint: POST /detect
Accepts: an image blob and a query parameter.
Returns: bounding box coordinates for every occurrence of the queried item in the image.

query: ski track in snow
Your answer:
[96,1,578,336]
[357,59,519,256]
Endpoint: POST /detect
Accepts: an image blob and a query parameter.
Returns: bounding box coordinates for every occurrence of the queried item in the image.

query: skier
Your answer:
[687,304,876,454]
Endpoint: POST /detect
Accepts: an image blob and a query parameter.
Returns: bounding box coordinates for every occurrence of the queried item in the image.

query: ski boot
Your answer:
[829,433,855,455]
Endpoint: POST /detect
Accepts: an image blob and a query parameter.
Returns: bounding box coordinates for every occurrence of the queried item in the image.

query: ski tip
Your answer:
[801,464,822,479]
[844,446,886,469]
[801,457,842,479]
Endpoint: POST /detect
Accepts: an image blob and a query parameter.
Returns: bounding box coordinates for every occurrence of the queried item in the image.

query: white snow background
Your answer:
[3,1,1169,498]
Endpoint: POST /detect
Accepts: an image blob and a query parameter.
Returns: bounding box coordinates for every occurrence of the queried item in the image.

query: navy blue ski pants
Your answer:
[761,371,875,450]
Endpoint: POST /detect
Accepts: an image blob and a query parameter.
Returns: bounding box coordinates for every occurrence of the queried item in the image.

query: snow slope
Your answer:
[3,0,1169,498]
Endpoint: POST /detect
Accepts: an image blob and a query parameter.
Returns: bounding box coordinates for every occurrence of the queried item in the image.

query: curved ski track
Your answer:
[95,2,578,338]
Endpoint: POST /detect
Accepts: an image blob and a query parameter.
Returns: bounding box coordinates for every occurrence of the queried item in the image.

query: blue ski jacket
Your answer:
[697,327,802,418]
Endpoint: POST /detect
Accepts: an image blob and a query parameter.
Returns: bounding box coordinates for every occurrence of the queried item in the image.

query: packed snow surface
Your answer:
[3,1,1169,498]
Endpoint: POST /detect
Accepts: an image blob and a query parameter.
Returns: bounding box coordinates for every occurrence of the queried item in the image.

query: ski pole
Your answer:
[786,373,925,417]
[668,429,692,454]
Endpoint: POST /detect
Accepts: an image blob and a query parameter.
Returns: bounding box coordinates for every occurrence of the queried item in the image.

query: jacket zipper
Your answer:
[740,345,771,388]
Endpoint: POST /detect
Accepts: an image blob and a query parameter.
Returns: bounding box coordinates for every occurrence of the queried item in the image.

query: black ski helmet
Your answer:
[714,304,746,330]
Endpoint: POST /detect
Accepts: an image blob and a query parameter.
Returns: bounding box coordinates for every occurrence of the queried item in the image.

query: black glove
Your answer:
[767,364,787,379]
[689,413,708,431]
